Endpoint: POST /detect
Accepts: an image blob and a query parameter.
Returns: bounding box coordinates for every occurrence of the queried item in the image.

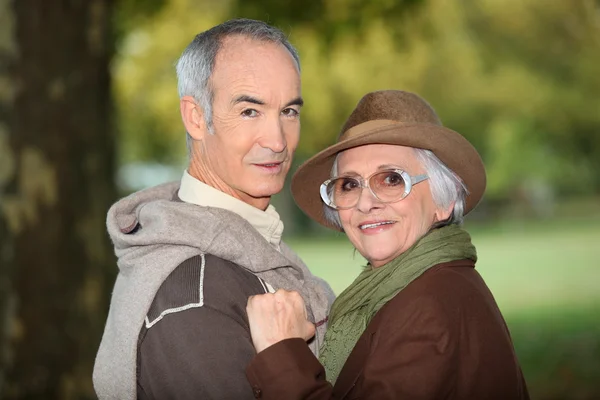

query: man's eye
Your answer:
[242,109,258,117]
[282,108,299,117]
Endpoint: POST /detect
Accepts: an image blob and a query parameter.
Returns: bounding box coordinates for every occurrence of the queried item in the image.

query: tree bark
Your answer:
[0,0,117,398]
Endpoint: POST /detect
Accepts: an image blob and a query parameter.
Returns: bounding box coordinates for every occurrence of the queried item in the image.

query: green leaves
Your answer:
[113,0,600,199]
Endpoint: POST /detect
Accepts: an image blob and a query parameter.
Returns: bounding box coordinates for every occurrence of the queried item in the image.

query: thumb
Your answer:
[303,321,316,342]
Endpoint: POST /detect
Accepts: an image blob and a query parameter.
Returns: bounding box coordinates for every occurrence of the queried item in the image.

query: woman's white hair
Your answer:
[175,19,300,156]
[323,148,468,230]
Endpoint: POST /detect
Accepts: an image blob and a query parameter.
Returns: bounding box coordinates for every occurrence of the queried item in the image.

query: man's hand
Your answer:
[247,289,316,353]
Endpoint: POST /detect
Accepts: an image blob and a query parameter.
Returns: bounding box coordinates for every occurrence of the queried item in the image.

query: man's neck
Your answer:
[187,163,270,211]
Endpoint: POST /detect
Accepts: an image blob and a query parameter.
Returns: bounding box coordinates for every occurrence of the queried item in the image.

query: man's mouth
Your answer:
[253,161,284,173]
[257,162,281,167]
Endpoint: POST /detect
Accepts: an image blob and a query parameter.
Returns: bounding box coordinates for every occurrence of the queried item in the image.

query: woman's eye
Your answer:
[341,179,359,191]
[242,109,258,118]
[282,108,299,117]
[383,173,403,186]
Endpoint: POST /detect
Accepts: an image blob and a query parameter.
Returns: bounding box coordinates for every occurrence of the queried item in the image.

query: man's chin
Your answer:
[245,182,285,199]
[248,187,284,199]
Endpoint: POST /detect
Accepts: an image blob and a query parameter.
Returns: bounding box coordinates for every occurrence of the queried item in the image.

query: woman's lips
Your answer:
[358,220,396,232]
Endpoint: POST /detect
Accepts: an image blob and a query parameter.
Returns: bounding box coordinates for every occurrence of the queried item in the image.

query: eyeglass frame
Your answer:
[320,169,429,210]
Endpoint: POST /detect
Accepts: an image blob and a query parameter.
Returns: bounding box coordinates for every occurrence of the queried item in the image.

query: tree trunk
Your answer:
[0,0,117,398]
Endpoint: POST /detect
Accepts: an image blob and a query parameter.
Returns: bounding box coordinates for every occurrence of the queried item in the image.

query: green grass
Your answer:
[470,217,600,313]
[287,215,600,399]
[507,307,600,400]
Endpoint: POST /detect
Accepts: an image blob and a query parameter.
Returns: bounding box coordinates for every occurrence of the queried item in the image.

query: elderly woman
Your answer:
[245,90,529,399]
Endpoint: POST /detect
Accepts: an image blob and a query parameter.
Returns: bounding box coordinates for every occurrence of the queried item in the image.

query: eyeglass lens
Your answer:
[326,170,407,208]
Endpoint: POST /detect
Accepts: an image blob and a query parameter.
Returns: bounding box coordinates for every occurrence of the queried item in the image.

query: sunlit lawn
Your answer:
[287,215,600,400]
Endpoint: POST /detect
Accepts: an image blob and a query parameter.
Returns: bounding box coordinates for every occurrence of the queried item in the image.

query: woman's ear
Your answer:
[180,95,207,140]
[434,201,455,223]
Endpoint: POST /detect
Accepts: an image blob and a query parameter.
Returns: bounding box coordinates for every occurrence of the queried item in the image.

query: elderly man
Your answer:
[93,19,334,400]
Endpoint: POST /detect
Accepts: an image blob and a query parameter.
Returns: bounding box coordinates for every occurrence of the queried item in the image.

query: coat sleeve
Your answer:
[246,294,459,400]
[246,338,333,400]
[138,304,258,400]
[137,254,266,400]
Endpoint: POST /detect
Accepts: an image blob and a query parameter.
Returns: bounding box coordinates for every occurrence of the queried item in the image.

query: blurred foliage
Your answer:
[113,0,167,41]
[229,0,422,46]
[112,0,600,203]
[112,0,229,163]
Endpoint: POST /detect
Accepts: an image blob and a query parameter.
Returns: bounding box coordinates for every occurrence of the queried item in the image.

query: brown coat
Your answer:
[246,260,529,399]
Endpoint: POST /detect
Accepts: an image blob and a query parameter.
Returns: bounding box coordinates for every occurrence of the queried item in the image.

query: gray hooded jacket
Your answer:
[93,182,335,399]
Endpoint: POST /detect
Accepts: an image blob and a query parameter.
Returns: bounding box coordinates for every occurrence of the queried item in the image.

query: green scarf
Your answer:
[318,224,477,384]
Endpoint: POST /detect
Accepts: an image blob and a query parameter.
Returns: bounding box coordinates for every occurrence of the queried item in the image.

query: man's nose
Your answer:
[259,117,287,153]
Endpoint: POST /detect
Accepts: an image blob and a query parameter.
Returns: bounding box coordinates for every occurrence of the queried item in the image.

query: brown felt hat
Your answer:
[291,90,486,231]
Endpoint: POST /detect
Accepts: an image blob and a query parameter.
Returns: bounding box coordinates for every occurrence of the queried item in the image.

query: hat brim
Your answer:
[291,121,486,231]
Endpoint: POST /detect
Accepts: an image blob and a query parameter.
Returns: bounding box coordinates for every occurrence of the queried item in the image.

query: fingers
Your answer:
[247,289,305,313]
[273,290,314,341]
[246,289,315,353]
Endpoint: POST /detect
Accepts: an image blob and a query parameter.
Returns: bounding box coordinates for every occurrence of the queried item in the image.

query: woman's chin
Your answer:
[364,251,398,268]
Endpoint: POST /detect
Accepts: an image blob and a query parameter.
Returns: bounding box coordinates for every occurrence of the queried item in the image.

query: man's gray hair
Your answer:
[175,19,301,154]
[323,148,468,230]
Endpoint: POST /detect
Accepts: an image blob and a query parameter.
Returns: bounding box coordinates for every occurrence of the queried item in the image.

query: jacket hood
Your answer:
[107,181,297,275]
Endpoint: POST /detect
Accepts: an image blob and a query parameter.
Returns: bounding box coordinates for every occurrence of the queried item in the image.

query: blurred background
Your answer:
[1,0,599,398]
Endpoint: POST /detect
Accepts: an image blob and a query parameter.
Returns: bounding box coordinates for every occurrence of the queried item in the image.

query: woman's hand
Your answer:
[246,289,316,353]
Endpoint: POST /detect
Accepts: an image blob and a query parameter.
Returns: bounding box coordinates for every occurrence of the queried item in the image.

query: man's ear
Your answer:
[180,95,207,140]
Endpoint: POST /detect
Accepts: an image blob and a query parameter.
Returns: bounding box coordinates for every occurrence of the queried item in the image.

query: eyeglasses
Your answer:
[320,169,429,210]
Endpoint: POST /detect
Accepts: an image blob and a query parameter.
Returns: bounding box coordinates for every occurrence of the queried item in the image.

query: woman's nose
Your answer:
[354,185,382,213]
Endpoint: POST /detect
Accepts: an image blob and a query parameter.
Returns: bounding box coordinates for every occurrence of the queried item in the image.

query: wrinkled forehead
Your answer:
[337,144,422,175]
[217,35,297,64]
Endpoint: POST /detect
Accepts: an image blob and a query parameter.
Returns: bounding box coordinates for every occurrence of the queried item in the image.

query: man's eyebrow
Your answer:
[231,95,304,108]
[284,97,304,108]
[232,95,265,106]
